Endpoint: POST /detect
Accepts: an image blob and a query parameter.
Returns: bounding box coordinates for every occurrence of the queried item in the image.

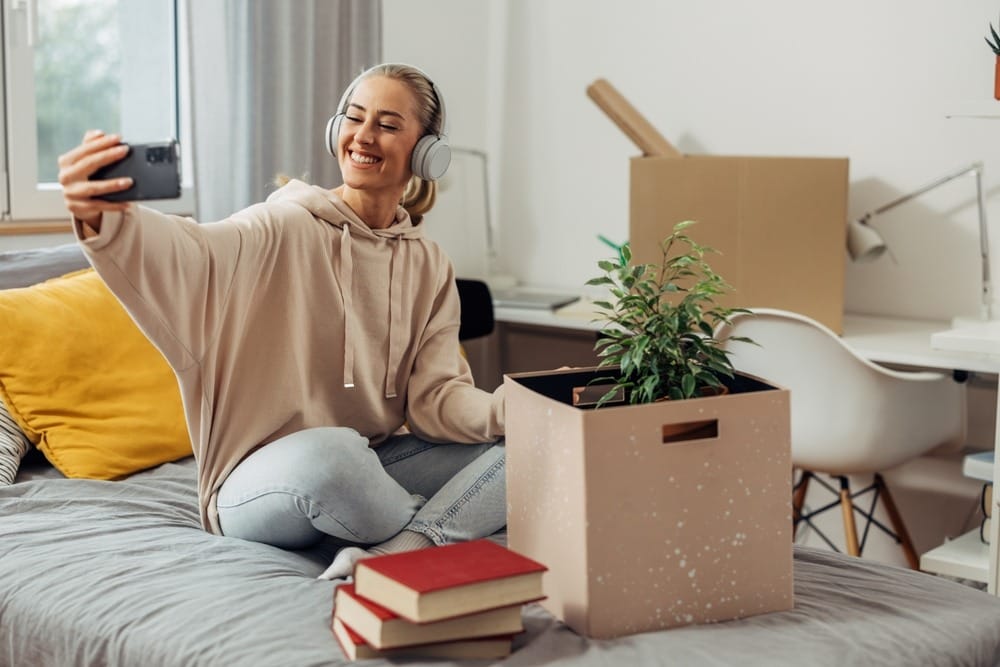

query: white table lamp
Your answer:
[846,162,993,321]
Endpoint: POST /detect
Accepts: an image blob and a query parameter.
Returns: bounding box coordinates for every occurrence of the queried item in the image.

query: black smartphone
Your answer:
[90,139,182,202]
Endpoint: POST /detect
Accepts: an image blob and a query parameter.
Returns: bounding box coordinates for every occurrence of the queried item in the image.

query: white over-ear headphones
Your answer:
[325,64,451,181]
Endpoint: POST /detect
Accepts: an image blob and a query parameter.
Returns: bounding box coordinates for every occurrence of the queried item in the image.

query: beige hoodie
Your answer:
[76,180,504,533]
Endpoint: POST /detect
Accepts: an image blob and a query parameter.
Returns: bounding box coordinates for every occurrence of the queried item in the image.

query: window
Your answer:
[2,0,193,223]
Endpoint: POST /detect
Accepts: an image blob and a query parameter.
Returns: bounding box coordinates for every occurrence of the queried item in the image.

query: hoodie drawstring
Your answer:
[338,224,406,399]
[384,237,404,399]
[338,225,355,389]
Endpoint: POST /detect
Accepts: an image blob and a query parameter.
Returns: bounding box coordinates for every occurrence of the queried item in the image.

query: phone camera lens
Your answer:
[146,146,170,163]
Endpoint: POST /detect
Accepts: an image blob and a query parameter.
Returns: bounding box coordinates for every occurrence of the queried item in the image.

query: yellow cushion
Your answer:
[0,269,191,479]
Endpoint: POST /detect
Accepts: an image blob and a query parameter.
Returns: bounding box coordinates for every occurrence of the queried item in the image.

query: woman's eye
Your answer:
[345,115,363,123]
[380,123,398,131]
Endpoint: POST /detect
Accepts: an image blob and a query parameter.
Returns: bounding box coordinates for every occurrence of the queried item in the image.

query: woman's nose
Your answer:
[354,120,375,144]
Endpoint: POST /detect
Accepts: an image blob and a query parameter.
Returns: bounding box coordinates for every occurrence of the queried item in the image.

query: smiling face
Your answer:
[337,75,424,203]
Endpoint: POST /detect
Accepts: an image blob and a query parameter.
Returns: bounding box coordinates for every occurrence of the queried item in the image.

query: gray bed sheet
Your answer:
[3,455,1000,667]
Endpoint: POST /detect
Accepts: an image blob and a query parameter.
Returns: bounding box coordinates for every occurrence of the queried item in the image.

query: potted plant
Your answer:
[986,21,1000,100]
[503,219,793,639]
[586,220,750,407]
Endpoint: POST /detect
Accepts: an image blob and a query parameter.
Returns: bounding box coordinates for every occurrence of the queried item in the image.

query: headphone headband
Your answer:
[325,63,451,181]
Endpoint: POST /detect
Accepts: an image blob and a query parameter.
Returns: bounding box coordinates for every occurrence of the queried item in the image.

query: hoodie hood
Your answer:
[266,179,424,241]
[266,179,425,399]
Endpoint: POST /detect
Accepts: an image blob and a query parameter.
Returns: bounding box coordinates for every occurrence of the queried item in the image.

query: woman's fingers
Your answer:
[59,130,135,225]
[62,175,133,200]
[57,132,121,173]
[62,173,133,224]
[58,140,128,186]
[59,131,132,198]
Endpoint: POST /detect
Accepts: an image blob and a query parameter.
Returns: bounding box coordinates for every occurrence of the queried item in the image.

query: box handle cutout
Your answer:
[662,419,718,444]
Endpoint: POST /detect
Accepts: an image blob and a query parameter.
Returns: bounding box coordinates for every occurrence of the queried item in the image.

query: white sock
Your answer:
[317,531,434,581]
[369,529,434,556]
[317,546,367,581]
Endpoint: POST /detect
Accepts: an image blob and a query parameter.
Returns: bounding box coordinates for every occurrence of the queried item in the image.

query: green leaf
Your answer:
[727,335,758,346]
[594,386,623,409]
[586,277,614,286]
[621,243,632,263]
[598,342,624,356]
[596,358,618,370]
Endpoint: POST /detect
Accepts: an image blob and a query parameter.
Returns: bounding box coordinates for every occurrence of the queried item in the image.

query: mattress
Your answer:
[3,455,1000,666]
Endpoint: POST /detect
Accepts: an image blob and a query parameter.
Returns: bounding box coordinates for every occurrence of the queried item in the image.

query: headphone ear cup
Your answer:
[410,135,452,181]
[325,114,344,158]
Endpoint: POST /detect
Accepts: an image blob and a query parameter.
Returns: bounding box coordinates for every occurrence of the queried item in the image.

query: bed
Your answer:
[3,244,1000,666]
[5,453,1000,666]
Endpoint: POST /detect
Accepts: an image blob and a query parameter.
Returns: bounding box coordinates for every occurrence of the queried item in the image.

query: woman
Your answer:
[57,64,506,580]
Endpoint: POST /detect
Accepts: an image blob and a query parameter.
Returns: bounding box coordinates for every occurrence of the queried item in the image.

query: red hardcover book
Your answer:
[333,583,524,649]
[332,616,514,661]
[352,539,547,623]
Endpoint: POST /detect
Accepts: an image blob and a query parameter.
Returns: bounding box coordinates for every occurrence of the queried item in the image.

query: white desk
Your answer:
[494,304,603,333]
[841,315,1000,376]
[495,306,1000,374]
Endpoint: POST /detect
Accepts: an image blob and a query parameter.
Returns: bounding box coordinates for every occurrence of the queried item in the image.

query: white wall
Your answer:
[384,0,998,570]
[385,0,1000,323]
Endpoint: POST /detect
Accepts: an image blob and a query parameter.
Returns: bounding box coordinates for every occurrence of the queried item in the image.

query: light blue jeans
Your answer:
[215,427,506,550]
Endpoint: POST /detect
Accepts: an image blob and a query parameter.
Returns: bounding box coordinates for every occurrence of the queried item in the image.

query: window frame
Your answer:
[1,0,194,228]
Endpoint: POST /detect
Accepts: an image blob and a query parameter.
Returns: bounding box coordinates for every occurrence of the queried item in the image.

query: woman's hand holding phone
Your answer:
[58,130,136,232]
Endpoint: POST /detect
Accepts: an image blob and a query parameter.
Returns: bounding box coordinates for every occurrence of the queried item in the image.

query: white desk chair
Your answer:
[716,308,966,568]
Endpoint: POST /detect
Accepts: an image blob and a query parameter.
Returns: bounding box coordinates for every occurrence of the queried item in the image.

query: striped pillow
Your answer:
[0,397,30,485]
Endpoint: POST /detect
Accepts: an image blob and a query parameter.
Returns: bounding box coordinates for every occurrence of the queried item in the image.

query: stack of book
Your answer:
[331,539,547,661]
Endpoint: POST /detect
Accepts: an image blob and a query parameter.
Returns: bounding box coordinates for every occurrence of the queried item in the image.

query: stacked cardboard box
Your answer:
[588,78,849,333]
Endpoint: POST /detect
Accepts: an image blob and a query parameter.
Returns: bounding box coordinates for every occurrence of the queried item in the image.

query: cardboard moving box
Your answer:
[630,155,849,333]
[586,78,849,333]
[505,367,793,639]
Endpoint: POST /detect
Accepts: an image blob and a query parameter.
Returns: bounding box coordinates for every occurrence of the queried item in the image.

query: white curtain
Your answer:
[185,1,381,222]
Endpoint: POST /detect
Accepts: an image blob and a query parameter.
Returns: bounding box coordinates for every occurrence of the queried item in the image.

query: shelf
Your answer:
[920,452,994,586]
[920,529,990,583]
[945,100,1000,119]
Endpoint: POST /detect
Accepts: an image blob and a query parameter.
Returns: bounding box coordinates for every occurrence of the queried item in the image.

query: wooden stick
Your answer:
[585,78,681,158]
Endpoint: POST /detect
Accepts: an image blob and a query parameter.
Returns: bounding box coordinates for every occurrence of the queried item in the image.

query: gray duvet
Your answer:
[3,456,1000,667]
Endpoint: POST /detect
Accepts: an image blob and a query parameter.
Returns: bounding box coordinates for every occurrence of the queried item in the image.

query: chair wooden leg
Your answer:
[792,469,810,538]
[876,473,920,570]
[838,476,861,557]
